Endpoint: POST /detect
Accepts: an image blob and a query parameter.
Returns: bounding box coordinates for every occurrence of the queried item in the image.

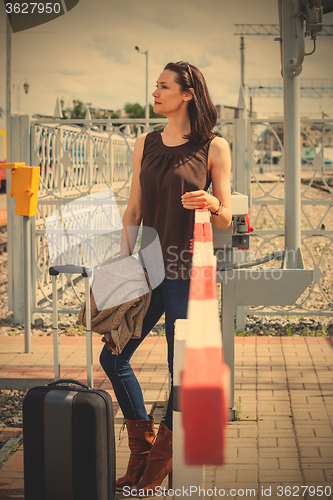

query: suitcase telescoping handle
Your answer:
[48,379,89,389]
[49,265,91,277]
[49,266,93,389]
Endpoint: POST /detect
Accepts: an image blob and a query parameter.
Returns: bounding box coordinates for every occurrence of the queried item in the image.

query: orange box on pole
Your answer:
[0,163,40,217]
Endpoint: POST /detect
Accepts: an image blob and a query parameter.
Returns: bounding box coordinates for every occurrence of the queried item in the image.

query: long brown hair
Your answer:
[164,62,217,143]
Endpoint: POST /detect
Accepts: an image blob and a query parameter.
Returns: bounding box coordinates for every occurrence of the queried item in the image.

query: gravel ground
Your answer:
[249,181,333,312]
[0,390,27,429]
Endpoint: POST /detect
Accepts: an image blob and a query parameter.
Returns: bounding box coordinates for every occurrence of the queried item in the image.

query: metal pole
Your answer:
[145,50,149,131]
[221,279,235,420]
[23,216,31,353]
[6,18,11,162]
[17,84,20,113]
[240,36,245,88]
[135,46,149,131]
[52,275,60,380]
[85,277,93,388]
[234,85,248,332]
[6,17,15,318]
[282,0,304,269]
[173,319,205,498]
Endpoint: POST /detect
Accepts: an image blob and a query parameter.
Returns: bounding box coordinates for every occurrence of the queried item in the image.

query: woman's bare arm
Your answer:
[208,136,232,230]
[181,136,232,230]
[120,133,147,255]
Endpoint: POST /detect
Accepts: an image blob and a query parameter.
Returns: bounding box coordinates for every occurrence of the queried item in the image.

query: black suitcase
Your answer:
[23,266,116,500]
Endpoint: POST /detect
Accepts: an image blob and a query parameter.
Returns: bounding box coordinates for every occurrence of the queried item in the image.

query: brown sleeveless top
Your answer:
[140,129,214,279]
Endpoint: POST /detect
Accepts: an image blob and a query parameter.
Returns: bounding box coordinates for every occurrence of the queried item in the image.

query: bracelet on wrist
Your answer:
[209,199,223,216]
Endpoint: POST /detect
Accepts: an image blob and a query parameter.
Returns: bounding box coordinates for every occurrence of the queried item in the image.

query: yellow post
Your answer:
[0,162,40,353]
[0,162,40,217]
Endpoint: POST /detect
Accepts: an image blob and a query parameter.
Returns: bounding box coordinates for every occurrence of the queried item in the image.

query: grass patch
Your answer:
[234,399,242,421]
[285,324,293,336]
[65,324,86,336]
[303,326,310,336]
[0,439,22,469]
[235,329,247,337]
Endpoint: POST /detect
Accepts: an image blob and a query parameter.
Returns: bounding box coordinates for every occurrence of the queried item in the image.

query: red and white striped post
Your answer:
[181,209,230,465]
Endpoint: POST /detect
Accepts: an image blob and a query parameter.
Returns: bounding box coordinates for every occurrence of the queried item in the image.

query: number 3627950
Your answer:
[5,3,61,14]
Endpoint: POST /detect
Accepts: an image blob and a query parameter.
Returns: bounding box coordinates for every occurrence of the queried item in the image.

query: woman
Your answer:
[100,61,232,495]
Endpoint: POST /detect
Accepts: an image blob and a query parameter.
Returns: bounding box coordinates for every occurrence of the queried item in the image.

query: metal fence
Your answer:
[28,117,237,317]
[30,120,140,315]
[6,115,333,323]
[248,118,333,316]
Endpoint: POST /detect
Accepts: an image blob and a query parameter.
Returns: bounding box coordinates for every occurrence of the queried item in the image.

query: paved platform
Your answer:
[0,334,332,499]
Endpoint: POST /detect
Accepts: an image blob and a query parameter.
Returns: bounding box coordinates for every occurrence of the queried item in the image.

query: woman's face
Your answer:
[152,69,191,116]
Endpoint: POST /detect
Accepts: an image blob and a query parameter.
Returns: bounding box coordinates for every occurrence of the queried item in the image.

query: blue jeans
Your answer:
[99,278,190,431]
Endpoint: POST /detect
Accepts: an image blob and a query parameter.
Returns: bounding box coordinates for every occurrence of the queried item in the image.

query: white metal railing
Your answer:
[7,115,333,321]
[31,123,136,199]
[248,118,333,316]
[30,119,141,314]
[29,118,236,315]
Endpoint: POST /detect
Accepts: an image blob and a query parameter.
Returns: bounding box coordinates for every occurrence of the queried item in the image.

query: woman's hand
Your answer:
[181,190,219,212]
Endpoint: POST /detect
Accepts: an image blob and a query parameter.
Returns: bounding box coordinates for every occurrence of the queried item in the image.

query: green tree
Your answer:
[62,100,91,119]
[124,102,163,119]
[62,101,119,120]
[124,102,145,118]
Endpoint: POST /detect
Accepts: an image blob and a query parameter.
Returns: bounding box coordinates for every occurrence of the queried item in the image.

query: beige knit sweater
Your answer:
[79,256,152,355]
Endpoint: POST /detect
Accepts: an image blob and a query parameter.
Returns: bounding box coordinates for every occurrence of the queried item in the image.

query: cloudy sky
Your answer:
[0,0,332,127]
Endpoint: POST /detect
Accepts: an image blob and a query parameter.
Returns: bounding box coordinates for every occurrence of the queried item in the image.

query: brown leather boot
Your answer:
[116,416,155,490]
[130,421,172,496]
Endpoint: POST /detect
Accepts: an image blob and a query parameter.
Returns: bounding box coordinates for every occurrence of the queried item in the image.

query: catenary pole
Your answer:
[145,50,149,130]
[281,0,304,269]
[6,16,11,164]
[240,36,245,88]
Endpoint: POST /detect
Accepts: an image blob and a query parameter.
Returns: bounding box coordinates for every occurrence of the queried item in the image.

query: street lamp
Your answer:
[135,46,149,130]
[65,96,78,117]
[64,96,78,109]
